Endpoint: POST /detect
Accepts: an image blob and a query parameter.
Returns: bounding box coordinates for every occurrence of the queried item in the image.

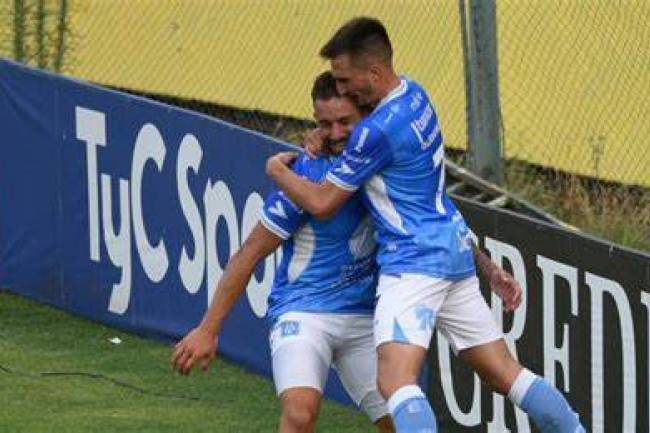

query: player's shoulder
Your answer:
[367,77,419,125]
[351,115,388,145]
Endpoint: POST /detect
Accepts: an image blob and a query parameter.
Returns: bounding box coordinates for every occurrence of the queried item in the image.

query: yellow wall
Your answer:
[495,1,650,187]
[67,0,467,148]
[41,1,650,186]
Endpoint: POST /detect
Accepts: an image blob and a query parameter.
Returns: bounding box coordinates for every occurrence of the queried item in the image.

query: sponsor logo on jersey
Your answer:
[410,92,424,111]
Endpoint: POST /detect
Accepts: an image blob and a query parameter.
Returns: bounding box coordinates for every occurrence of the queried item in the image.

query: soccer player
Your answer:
[173,72,394,433]
[265,18,585,433]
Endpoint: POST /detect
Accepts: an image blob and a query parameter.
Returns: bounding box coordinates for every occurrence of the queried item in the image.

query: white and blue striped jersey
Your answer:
[261,154,378,322]
[326,77,476,281]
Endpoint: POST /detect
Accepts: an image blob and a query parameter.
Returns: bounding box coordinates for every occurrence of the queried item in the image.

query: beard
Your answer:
[351,87,378,112]
[324,138,346,156]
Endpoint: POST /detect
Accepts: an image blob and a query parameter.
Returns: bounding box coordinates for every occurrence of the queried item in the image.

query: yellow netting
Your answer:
[497,0,650,186]
[3,0,650,186]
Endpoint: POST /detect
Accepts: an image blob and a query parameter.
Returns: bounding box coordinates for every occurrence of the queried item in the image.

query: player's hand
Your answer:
[266,151,299,177]
[303,128,327,159]
[171,326,218,375]
[488,267,522,312]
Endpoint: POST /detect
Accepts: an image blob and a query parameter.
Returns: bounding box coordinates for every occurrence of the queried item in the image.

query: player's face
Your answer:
[330,54,377,108]
[313,96,362,150]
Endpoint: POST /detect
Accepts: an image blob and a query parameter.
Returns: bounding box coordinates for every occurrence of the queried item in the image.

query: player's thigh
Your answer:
[436,276,504,356]
[374,273,451,350]
[436,278,521,393]
[332,315,388,423]
[374,274,450,396]
[270,312,333,396]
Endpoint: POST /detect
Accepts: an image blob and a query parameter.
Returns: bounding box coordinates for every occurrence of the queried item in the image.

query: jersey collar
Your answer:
[374,76,408,112]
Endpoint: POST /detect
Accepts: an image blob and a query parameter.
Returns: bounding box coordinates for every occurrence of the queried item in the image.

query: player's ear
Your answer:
[368,63,382,83]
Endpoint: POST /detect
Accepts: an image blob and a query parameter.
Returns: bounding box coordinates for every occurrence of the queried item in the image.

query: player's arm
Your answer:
[266,153,352,219]
[267,124,392,219]
[171,223,282,375]
[472,243,522,312]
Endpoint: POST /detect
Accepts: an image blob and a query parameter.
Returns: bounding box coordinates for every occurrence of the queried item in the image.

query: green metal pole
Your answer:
[13,0,25,63]
[54,0,69,72]
[37,0,47,68]
[462,0,504,184]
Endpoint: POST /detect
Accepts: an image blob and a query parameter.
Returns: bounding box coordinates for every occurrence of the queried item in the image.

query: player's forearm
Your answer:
[472,243,498,281]
[198,250,258,336]
[268,163,331,217]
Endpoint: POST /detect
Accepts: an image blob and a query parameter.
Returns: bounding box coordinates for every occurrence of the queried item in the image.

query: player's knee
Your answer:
[282,399,319,430]
[377,360,419,398]
[473,360,521,395]
[478,371,512,395]
[464,345,521,395]
[377,376,393,400]
[377,373,418,400]
[377,347,421,399]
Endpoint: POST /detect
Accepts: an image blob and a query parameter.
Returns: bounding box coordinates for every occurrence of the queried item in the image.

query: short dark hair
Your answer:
[319,17,392,65]
[311,71,340,102]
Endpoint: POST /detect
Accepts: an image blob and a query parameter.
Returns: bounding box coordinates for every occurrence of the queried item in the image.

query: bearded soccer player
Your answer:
[172,71,521,433]
[266,18,585,433]
[173,72,394,433]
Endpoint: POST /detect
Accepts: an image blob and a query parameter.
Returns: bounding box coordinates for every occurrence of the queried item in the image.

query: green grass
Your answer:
[0,291,376,433]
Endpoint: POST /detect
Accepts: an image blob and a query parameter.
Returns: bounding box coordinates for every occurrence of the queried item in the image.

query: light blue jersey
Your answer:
[326,77,475,281]
[261,154,378,322]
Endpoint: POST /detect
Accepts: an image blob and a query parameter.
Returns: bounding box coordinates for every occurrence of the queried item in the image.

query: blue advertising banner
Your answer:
[0,59,357,405]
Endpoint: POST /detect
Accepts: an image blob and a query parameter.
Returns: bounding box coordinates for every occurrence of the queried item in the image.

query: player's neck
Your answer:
[376,73,402,104]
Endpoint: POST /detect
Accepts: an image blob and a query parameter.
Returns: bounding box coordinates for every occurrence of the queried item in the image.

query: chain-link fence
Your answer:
[1,0,468,150]
[2,0,650,189]
[0,0,76,73]
[497,0,650,187]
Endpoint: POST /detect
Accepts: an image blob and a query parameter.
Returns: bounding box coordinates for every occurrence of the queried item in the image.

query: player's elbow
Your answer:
[313,207,337,220]
[229,244,262,271]
[309,200,338,220]
[235,243,267,265]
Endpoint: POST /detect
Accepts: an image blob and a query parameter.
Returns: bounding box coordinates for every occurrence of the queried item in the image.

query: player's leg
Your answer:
[438,276,585,433]
[270,312,333,433]
[377,343,432,432]
[278,388,322,433]
[459,341,584,433]
[331,314,394,432]
[374,416,395,433]
[374,274,451,433]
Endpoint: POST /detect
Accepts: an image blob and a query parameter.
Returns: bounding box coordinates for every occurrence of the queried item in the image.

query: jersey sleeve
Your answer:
[325,122,393,192]
[260,156,310,239]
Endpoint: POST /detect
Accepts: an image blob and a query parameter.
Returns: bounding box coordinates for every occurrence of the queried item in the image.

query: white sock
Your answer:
[507,368,538,406]
[387,384,425,414]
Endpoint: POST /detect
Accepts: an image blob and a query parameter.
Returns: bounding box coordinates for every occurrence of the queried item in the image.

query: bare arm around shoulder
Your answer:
[171,223,282,374]
[266,152,352,219]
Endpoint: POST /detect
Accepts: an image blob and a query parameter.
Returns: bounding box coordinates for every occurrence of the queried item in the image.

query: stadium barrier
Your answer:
[438,198,649,433]
[0,58,356,405]
[2,59,649,432]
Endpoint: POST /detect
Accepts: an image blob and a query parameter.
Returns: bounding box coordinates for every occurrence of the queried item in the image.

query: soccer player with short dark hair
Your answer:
[173,71,394,433]
[266,17,585,433]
